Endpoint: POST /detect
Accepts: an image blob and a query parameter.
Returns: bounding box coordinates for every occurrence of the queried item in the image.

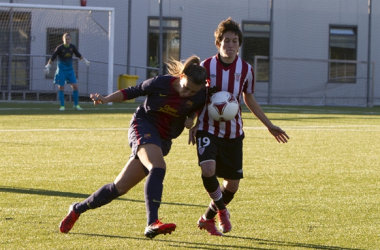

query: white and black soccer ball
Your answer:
[207,91,239,122]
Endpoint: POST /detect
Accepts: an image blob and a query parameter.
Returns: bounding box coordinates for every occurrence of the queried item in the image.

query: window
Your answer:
[46,28,79,79]
[0,11,31,90]
[329,26,357,83]
[147,17,181,78]
[242,22,270,82]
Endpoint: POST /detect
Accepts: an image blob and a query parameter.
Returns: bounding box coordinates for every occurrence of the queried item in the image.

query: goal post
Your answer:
[0,3,115,102]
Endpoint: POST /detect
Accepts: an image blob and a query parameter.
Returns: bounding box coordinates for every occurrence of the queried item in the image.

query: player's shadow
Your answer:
[0,186,204,208]
[71,232,366,250]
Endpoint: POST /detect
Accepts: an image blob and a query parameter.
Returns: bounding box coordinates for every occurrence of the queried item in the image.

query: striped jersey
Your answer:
[198,54,255,139]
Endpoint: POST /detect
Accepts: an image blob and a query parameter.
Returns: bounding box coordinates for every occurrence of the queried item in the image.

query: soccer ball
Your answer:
[207,91,239,122]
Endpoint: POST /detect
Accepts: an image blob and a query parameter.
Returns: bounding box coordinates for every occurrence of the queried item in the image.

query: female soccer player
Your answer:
[45,33,90,111]
[189,18,289,236]
[59,55,208,239]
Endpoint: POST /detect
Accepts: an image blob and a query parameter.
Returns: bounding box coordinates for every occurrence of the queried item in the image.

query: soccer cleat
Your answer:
[59,106,65,111]
[217,209,232,233]
[74,105,83,110]
[59,203,80,233]
[144,220,176,239]
[197,216,223,236]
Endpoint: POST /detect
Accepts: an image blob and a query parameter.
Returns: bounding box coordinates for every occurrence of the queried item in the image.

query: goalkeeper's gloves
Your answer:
[83,58,90,66]
[44,64,51,74]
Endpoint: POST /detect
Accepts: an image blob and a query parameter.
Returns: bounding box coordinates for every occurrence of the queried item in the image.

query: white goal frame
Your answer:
[0,3,115,98]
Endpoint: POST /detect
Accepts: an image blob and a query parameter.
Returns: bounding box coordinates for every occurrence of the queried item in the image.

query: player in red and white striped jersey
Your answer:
[189,18,289,236]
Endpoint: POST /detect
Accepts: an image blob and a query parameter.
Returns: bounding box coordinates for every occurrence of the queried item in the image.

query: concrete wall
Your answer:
[0,0,379,105]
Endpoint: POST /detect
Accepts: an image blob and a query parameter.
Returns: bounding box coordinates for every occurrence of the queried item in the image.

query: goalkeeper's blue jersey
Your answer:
[120,75,206,140]
[51,44,82,71]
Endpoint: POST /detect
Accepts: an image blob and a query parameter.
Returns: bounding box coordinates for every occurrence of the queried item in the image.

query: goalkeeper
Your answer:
[44,33,90,111]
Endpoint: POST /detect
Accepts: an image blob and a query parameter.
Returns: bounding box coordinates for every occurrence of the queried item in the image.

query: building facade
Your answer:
[0,0,379,106]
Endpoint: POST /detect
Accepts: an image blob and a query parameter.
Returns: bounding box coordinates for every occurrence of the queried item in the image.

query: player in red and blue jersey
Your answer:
[189,18,289,236]
[45,33,90,111]
[59,55,207,239]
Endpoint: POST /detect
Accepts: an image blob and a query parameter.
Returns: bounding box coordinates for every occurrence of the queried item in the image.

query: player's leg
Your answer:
[137,143,176,238]
[204,180,239,221]
[195,131,226,236]
[197,131,226,211]
[57,85,65,111]
[54,70,66,110]
[211,134,244,233]
[59,158,147,233]
[128,121,176,238]
[71,83,81,109]
[67,70,82,110]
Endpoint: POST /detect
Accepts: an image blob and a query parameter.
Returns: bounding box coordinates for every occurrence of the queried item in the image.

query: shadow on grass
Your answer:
[71,232,366,250]
[0,186,205,208]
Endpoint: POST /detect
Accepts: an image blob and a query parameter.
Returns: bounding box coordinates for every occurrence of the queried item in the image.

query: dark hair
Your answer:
[166,55,207,85]
[214,17,243,48]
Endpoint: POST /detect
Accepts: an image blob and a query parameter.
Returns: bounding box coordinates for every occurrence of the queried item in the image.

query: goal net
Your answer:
[0,3,114,102]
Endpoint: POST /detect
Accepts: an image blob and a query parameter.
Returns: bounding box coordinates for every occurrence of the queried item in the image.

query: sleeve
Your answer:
[50,45,61,61]
[243,66,255,94]
[119,77,156,101]
[72,45,82,59]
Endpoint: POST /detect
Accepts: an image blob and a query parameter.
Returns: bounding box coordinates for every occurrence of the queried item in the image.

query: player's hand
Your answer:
[44,64,51,74]
[184,117,195,129]
[188,123,199,145]
[83,58,90,66]
[90,93,104,105]
[268,125,289,143]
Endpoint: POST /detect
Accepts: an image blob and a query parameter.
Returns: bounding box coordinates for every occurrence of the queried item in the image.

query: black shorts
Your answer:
[128,119,172,159]
[196,130,244,180]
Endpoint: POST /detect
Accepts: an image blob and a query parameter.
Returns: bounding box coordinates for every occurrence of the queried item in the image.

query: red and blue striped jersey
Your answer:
[121,75,206,140]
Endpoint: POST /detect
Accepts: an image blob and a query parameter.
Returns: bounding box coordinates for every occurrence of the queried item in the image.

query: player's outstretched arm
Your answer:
[243,93,289,143]
[90,91,124,105]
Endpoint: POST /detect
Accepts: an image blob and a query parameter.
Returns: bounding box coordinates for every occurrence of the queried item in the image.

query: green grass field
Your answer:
[1,102,379,250]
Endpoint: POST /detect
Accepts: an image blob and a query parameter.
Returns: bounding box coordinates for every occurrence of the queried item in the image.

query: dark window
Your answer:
[242,22,270,82]
[329,26,357,83]
[147,17,181,79]
[0,11,31,90]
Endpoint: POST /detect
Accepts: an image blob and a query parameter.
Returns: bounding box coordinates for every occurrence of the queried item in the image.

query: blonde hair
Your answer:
[166,55,207,85]
[62,33,70,40]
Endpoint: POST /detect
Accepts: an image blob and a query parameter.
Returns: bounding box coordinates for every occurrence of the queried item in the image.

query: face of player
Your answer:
[218,31,240,63]
[177,75,203,98]
[63,36,71,45]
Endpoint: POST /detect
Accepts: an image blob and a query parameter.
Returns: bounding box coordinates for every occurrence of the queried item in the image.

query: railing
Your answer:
[0,53,158,102]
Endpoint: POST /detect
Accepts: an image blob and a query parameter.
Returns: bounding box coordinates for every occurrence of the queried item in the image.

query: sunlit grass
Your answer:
[1,102,379,249]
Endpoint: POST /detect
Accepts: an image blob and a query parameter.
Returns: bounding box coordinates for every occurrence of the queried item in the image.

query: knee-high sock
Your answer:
[144,168,165,225]
[59,91,65,106]
[201,174,225,211]
[204,186,236,220]
[74,183,120,214]
[73,90,79,106]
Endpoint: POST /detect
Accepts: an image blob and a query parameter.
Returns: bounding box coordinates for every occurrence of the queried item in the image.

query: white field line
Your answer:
[1,125,380,133]
[245,125,380,132]
[0,128,128,132]
[0,107,136,111]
